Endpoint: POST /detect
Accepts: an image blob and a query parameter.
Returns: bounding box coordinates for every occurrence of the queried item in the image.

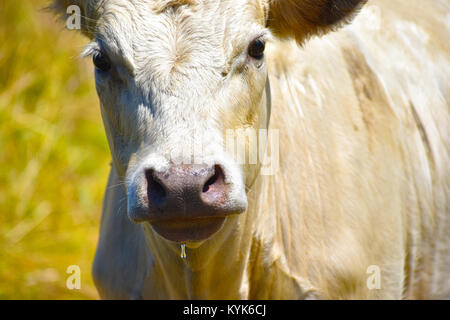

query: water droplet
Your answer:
[180,243,186,259]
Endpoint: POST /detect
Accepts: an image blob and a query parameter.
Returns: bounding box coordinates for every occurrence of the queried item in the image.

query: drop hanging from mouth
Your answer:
[180,243,186,259]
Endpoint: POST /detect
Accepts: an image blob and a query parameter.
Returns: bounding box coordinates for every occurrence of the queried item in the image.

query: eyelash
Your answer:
[92,49,111,72]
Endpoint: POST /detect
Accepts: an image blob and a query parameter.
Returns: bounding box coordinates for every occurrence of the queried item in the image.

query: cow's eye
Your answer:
[248,39,265,60]
[93,50,111,72]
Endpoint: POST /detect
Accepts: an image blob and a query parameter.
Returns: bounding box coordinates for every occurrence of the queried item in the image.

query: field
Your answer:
[0,0,109,299]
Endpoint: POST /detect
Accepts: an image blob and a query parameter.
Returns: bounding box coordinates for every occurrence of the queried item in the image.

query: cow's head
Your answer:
[52,0,365,244]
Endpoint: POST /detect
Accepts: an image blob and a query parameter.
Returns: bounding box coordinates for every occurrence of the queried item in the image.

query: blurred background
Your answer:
[0,0,110,299]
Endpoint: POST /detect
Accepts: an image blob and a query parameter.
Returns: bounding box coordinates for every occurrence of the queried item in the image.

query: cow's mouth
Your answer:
[149,216,226,242]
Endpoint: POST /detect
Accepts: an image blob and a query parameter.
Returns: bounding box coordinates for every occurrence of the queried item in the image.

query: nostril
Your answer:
[202,165,225,193]
[145,169,167,208]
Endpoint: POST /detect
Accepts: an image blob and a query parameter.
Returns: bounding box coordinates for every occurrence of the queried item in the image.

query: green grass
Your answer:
[0,0,110,299]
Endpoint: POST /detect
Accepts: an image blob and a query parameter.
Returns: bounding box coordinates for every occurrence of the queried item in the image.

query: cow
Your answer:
[51,0,450,299]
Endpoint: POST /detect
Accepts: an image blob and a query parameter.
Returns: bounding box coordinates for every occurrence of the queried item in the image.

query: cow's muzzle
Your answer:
[129,164,246,242]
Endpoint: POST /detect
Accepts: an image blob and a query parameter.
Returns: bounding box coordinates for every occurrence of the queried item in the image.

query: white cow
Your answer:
[52,0,450,299]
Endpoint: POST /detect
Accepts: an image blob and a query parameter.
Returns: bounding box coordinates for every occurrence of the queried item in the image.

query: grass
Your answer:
[0,0,110,299]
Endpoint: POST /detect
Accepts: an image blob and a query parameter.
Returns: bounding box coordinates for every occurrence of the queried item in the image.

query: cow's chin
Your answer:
[149,216,227,243]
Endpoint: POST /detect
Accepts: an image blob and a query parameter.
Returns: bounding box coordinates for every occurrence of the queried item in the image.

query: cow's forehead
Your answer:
[94,0,269,93]
[95,0,268,49]
[95,0,268,19]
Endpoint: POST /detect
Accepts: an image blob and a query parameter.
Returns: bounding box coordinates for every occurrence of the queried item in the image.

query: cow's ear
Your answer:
[49,0,100,38]
[267,0,367,43]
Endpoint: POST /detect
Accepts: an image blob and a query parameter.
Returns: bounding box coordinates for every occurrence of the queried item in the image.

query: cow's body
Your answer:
[90,0,450,299]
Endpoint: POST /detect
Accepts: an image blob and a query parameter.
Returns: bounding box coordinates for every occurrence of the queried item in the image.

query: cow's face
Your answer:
[90,0,270,244]
[53,0,366,244]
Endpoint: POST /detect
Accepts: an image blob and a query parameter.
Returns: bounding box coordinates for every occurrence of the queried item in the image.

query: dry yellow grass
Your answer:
[0,0,110,299]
